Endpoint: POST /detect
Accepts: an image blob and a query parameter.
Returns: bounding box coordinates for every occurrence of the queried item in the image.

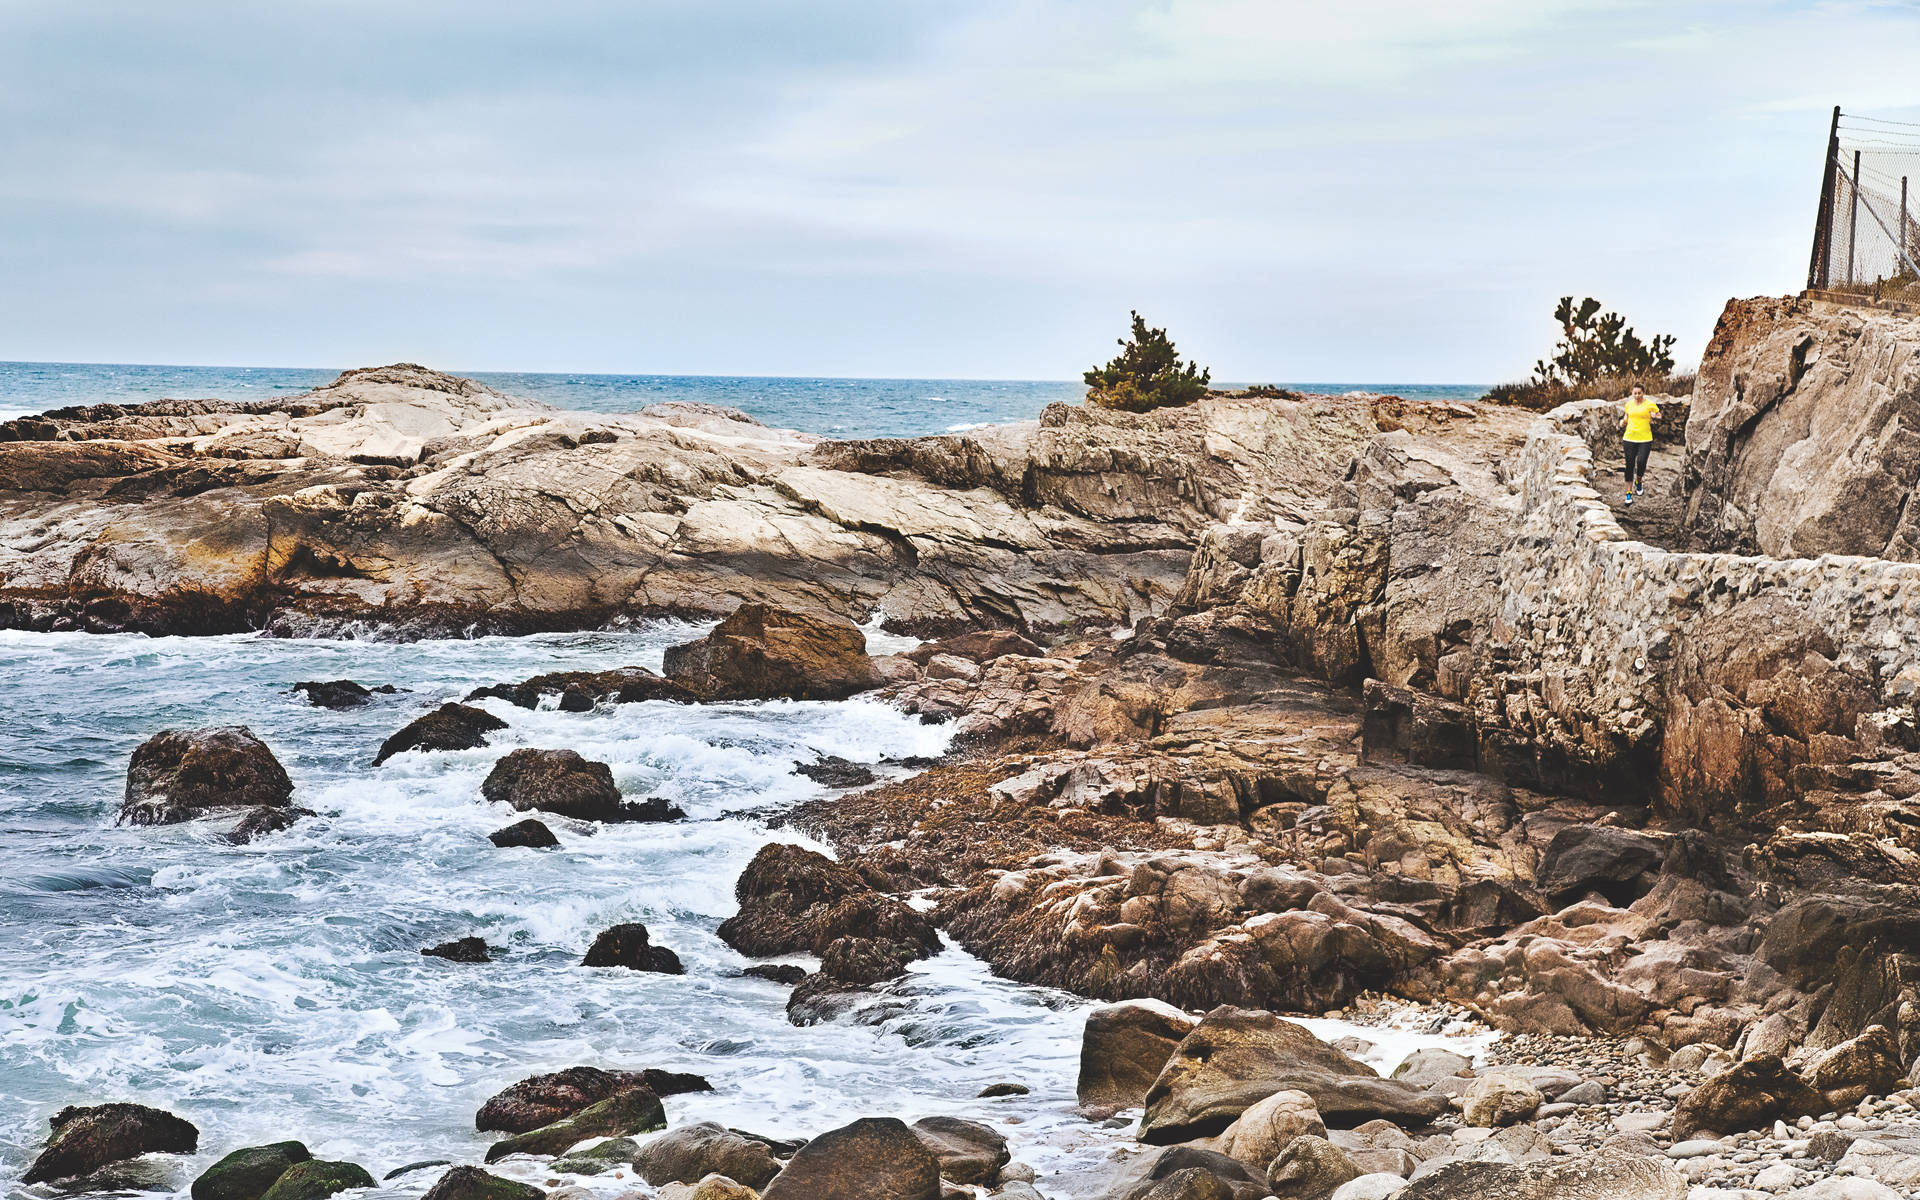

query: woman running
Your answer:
[1622,385,1658,505]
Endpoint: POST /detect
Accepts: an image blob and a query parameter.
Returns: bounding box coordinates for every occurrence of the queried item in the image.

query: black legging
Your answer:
[1623,440,1651,488]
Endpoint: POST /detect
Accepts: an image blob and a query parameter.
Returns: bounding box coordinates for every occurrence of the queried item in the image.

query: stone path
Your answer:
[1597,441,1687,549]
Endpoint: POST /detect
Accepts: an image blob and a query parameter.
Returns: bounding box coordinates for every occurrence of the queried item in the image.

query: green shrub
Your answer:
[1484,296,1690,410]
[1085,311,1211,412]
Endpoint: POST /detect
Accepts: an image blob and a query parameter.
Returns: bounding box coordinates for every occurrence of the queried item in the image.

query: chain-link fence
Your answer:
[1808,107,1920,304]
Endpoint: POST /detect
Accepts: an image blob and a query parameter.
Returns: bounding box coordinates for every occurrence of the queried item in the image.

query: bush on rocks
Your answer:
[24,1102,200,1184]
[373,703,507,765]
[581,923,684,974]
[663,603,878,701]
[759,1116,940,1200]
[418,1166,544,1200]
[122,727,294,825]
[632,1122,780,1190]
[255,1160,376,1200]
[192,1142,313,1200]
[483,1087,665,1162]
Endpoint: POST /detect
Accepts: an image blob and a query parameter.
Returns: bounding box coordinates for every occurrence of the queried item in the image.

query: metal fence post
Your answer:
[1848,149,1862,286]
[1905,176,1911,280]
[1810,106,1841,290]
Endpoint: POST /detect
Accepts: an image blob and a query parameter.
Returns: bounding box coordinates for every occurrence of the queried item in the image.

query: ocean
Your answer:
[0,361,1491,438]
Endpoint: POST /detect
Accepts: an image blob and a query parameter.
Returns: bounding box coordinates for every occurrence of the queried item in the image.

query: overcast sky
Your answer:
[3,1,1918,382]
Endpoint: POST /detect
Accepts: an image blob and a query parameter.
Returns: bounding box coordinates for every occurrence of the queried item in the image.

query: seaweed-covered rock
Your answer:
[254,1160,376,1200]
[488,818,559,848]
[23,1102,200,1184]
[418,1166,544,1200]
[373,703,507,765]
[483,1087,666,1162]
[663,604,878,701]
[581,923,684,974]
[122,727,293,825]
[192,1141,313,1200]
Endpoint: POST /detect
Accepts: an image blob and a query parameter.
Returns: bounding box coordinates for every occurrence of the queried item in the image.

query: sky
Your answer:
[2,1,1919,382]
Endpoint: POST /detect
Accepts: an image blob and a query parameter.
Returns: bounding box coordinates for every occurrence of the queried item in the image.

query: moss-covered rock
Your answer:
[191,1142,313,1200]
[254,1159,375,1200]
[418,1165,545,1200]
[550,1138,639,1176]
[483,1087,665,1163]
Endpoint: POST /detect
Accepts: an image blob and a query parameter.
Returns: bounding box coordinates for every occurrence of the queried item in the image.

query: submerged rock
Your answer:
[581,923,684,974]
[292,680,396,709]
[191,1142,313,1200]
[467,667,695,710]
[423,936,491,963]
[484,1087,666,1162]
[759,1116,940,1200]
[481,748,684,823]
[373,703,507,765]
[631,1122,781,1190]
[488,818,560,848]
[418,1166,544,1200]
[24,1102,200,1184]
[254,1160,376,1200]
[663,604,879,701]
[226,805,317,844]
[122,727,294,825]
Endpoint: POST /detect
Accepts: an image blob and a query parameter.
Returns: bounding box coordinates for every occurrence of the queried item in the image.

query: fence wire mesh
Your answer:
[1809,109,1920,303]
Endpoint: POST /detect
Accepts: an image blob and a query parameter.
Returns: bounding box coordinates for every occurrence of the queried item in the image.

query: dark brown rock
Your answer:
[1670,1053,1825,1140]
[742,963,807,985]
[374,703,507,765]
[796,756,879,788]
[122,727,294,825]
[466,667,695,710]
[423,937,490,963]
[759,1116,940,1200]
[226,805,317,844]
[476,1067,652,1133]
[488,818,559,848]
[904,629,1044,666]
[480,748,684,823]
[24,1103,200,1185]
[292,680,396,709]
[1537,825,1666,905]
[418,1166,543,1200]
[663,604,879,701]
[483,1087,665,1162]
[581,923,684,974]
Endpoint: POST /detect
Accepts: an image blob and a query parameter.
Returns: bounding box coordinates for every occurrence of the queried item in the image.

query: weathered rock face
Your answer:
[24,1103,200,1185]
[759,1116,941,1200]
[1078,999,1200,1109]
[663,604,877,701]
[122,727,293,825]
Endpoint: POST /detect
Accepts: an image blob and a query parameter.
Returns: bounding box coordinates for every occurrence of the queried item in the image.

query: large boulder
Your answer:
[581,923,684,973]
[23,1102,200,1184]
[255,1161,376,1200]
[480,748,682,823]
[1460,1072,1543,1127]
[374,703,507,765]
[663,604,879,701]
[909,1116,1009,1186]
[1537,826,1665,905]
[418,1166,543,1200]
[1078,999,1201,1109]
[632,1122,781,1190]
[1394,1149,1684,1199]
[484,1086,666,1162]
[122,728,293,825]
[1140,1007,1447,1142]
[760,1116,941,1200]
[1809,1024,1906,1108]
[1670,1053,1825,1140]
[192,1141,313,1200]
[476,1066,703,1133]
[1218,1089,1325,1173]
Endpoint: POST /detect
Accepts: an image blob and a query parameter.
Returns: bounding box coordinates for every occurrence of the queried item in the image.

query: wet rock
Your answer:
[1670,1053,1825,1140]
[255,1160,377,1200]
[718,843,938,969]
[1808,1023,1905,1107]
[663,604,879,701]
[1536,825,1666,905]
[978,1082,1028,1097]
[742,963,807,985]
[292,680,396,709]
[632,1122,781,1190]
[489,818,560,848]
[374,703,507,765]
[550,1138,637,1175]
[581,923,684,974]
[1218,1089,1326,1173]
[24,1102,201,1185]
[191,1141,313,1200]
[226,805,317,844]
[1460,1073,1542,1127]
[423,936,491,963]
[1394,1149,1684,1198]
[796,756,879,788]
[419,1166,544,1200]
[466,667,695,710]
[1266,1135,1362,1200]
[1127,1167,1238,1200]
[1140,1006,1447,1142]
[483,1086,666,1162]
[383,1161,452,1181]
[122,727,294,825]
[477,1066,683,1133]
[482,748,683,823]
[1077,998,1200,1108]
[759,1116,940,1200]
[910,1116,1009,1186]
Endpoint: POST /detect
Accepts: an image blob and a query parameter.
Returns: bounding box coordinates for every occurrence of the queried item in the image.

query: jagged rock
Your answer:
[631,1122,781,1190]
[1140,1006,1446,1142]
[1393,1150,1684,1199]
[122,727,293,825]
[480,748,680,823]
[910,1116,1009,1186]
[581,923,684,974]
[1217,1089,1326,1173]
[467,667,695,710]
[489,818,559,848]
[476,1066,700,1133]
[226,805,317,844]
[759,1116,940,1200]
[1078,999,1201,1108]
[718,843,939,963]
[483,1087,666,1162]
[418,1167,544,1200]
[23,1102,200,1184]
[1809,1024,1906,1107]
[423,936,490,963]
[292,680,395,709]
[663,604,878,701]
[191,1142,313,1200]
[1670,1053,1825,1139]
[255,1161,376,1200]
[1265,1135,1362,1200]
[374,703,507,765]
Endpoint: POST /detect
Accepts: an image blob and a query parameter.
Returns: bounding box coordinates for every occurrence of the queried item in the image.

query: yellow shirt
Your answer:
[1623,397,1659,443]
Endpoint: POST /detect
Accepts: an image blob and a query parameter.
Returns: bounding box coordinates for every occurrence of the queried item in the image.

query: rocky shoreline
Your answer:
[19,293,1920,1199]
